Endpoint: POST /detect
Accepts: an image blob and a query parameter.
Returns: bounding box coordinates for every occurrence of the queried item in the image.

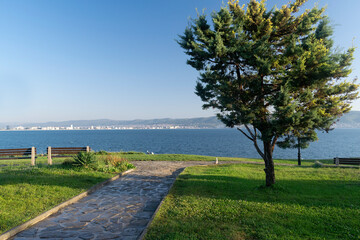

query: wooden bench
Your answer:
[334,157,360,166]
[0,147,36,166]
[47,146,90,165]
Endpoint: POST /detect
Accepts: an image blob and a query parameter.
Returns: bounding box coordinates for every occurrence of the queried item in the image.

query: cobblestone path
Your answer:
[12,161,217,240]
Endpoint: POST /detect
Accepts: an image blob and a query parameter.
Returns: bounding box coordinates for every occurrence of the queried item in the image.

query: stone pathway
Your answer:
[12,161,219,240]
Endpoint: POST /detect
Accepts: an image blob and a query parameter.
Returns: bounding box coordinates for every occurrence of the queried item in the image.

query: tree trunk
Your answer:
[263,141,275,186]
[297,137,301,166]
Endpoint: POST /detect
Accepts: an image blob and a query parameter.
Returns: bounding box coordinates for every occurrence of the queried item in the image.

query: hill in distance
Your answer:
[2,111,360,129]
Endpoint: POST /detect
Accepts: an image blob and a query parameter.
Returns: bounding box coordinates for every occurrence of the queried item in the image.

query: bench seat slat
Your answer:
[0,148,32,152]
[50,147,87,150]
[0,153,32,156]
[51,151,87,155]
[0,157,37,160]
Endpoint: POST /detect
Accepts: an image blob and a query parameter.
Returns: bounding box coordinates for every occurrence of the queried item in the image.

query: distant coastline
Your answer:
[1,111,360,130]
[0,126,219,131]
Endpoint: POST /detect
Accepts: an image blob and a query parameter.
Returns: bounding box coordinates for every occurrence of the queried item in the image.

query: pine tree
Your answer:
[178,0,359,186]
[277,130,317,165]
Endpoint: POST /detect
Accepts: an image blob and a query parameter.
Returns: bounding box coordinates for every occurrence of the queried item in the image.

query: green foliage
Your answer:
[277,131,317,149]
[72,152,96,168]
[145,164,360,239]
[96,155,135,173]
[178,0,359,185]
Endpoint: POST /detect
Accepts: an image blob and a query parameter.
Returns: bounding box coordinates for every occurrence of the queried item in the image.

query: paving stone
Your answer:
[143,201,159,211]
[120,236,138,240]
[110,217,122,224]
[79,212,100,222]
[33,220,58,228]
[78,232,95,240]
[38,230,77,238]
[134,211,153,219]
[16,228,38,237]
[122,227,142,236]
[95,232,120,239]
[104,223,123,233]
[130,218,149,227]
[62,221,88,229]
[58,217,77,223]
[93,217,108,225]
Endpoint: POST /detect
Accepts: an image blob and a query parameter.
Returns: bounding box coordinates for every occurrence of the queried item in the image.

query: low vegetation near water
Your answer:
[0,153,134,234]
[113,151,334,166]
[145,164,360,240]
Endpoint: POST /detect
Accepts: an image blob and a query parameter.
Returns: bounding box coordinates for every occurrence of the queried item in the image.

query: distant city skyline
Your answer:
[0,0,359,122]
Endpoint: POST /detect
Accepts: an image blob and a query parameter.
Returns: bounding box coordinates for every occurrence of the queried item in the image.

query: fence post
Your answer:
[335,157,339,166]
[31,147,36,166]
[48,146,52,165]
[86,146,90,152]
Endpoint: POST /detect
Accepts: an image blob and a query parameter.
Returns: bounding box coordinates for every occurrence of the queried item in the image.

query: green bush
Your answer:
[97,155,135,172]
[72,152,96,168]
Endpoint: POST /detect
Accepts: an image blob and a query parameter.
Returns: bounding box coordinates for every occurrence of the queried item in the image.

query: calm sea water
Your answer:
[0,129,359,159]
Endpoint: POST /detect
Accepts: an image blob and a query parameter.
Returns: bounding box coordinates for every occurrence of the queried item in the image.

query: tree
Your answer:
[178,0,359,186]
[277,130,317,165]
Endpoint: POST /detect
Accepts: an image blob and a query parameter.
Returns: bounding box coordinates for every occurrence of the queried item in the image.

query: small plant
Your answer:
[72,152,96,168]
[313,161,323,168]
[98,155,135,172]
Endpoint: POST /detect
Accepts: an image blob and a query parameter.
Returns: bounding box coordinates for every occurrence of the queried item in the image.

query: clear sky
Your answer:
[0,0,359,123]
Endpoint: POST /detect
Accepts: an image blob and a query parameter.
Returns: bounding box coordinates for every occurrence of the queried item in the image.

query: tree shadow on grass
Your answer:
[153,173,360,239]
[173,173,360,209]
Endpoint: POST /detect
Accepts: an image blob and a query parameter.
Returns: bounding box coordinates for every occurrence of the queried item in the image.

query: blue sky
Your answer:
[0,0,359,123]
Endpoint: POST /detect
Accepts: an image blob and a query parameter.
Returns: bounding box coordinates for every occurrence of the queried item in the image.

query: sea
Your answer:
[0,128,359,160]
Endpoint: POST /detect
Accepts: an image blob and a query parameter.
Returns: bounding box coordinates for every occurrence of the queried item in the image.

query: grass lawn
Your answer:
[115,152,333,166]
[145,164,360,240]
[0,155,70,166]
[0,156,133,234]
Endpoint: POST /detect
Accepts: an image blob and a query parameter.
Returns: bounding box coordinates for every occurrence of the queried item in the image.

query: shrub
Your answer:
[72,152,96,168]
[313,161,323,168]
[98,155,135,172]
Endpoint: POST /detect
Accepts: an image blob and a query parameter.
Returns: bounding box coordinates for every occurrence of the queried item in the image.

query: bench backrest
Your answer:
[0,148,35,157]
[334,158,360,165]
[47,147,90,155]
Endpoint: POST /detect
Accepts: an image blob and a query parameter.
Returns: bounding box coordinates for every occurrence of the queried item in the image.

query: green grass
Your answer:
[145,164,360,240]
[0,158,133,234]
[0,156,69,166]
[0,152,334,167]
[114,152,333,166]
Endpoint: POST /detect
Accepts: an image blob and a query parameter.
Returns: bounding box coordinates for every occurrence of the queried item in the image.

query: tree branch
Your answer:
[271,136,278,152]
[254,138,265,159]
[236,65,243,91]
[237,127,254,142]
[244,124,255,139]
